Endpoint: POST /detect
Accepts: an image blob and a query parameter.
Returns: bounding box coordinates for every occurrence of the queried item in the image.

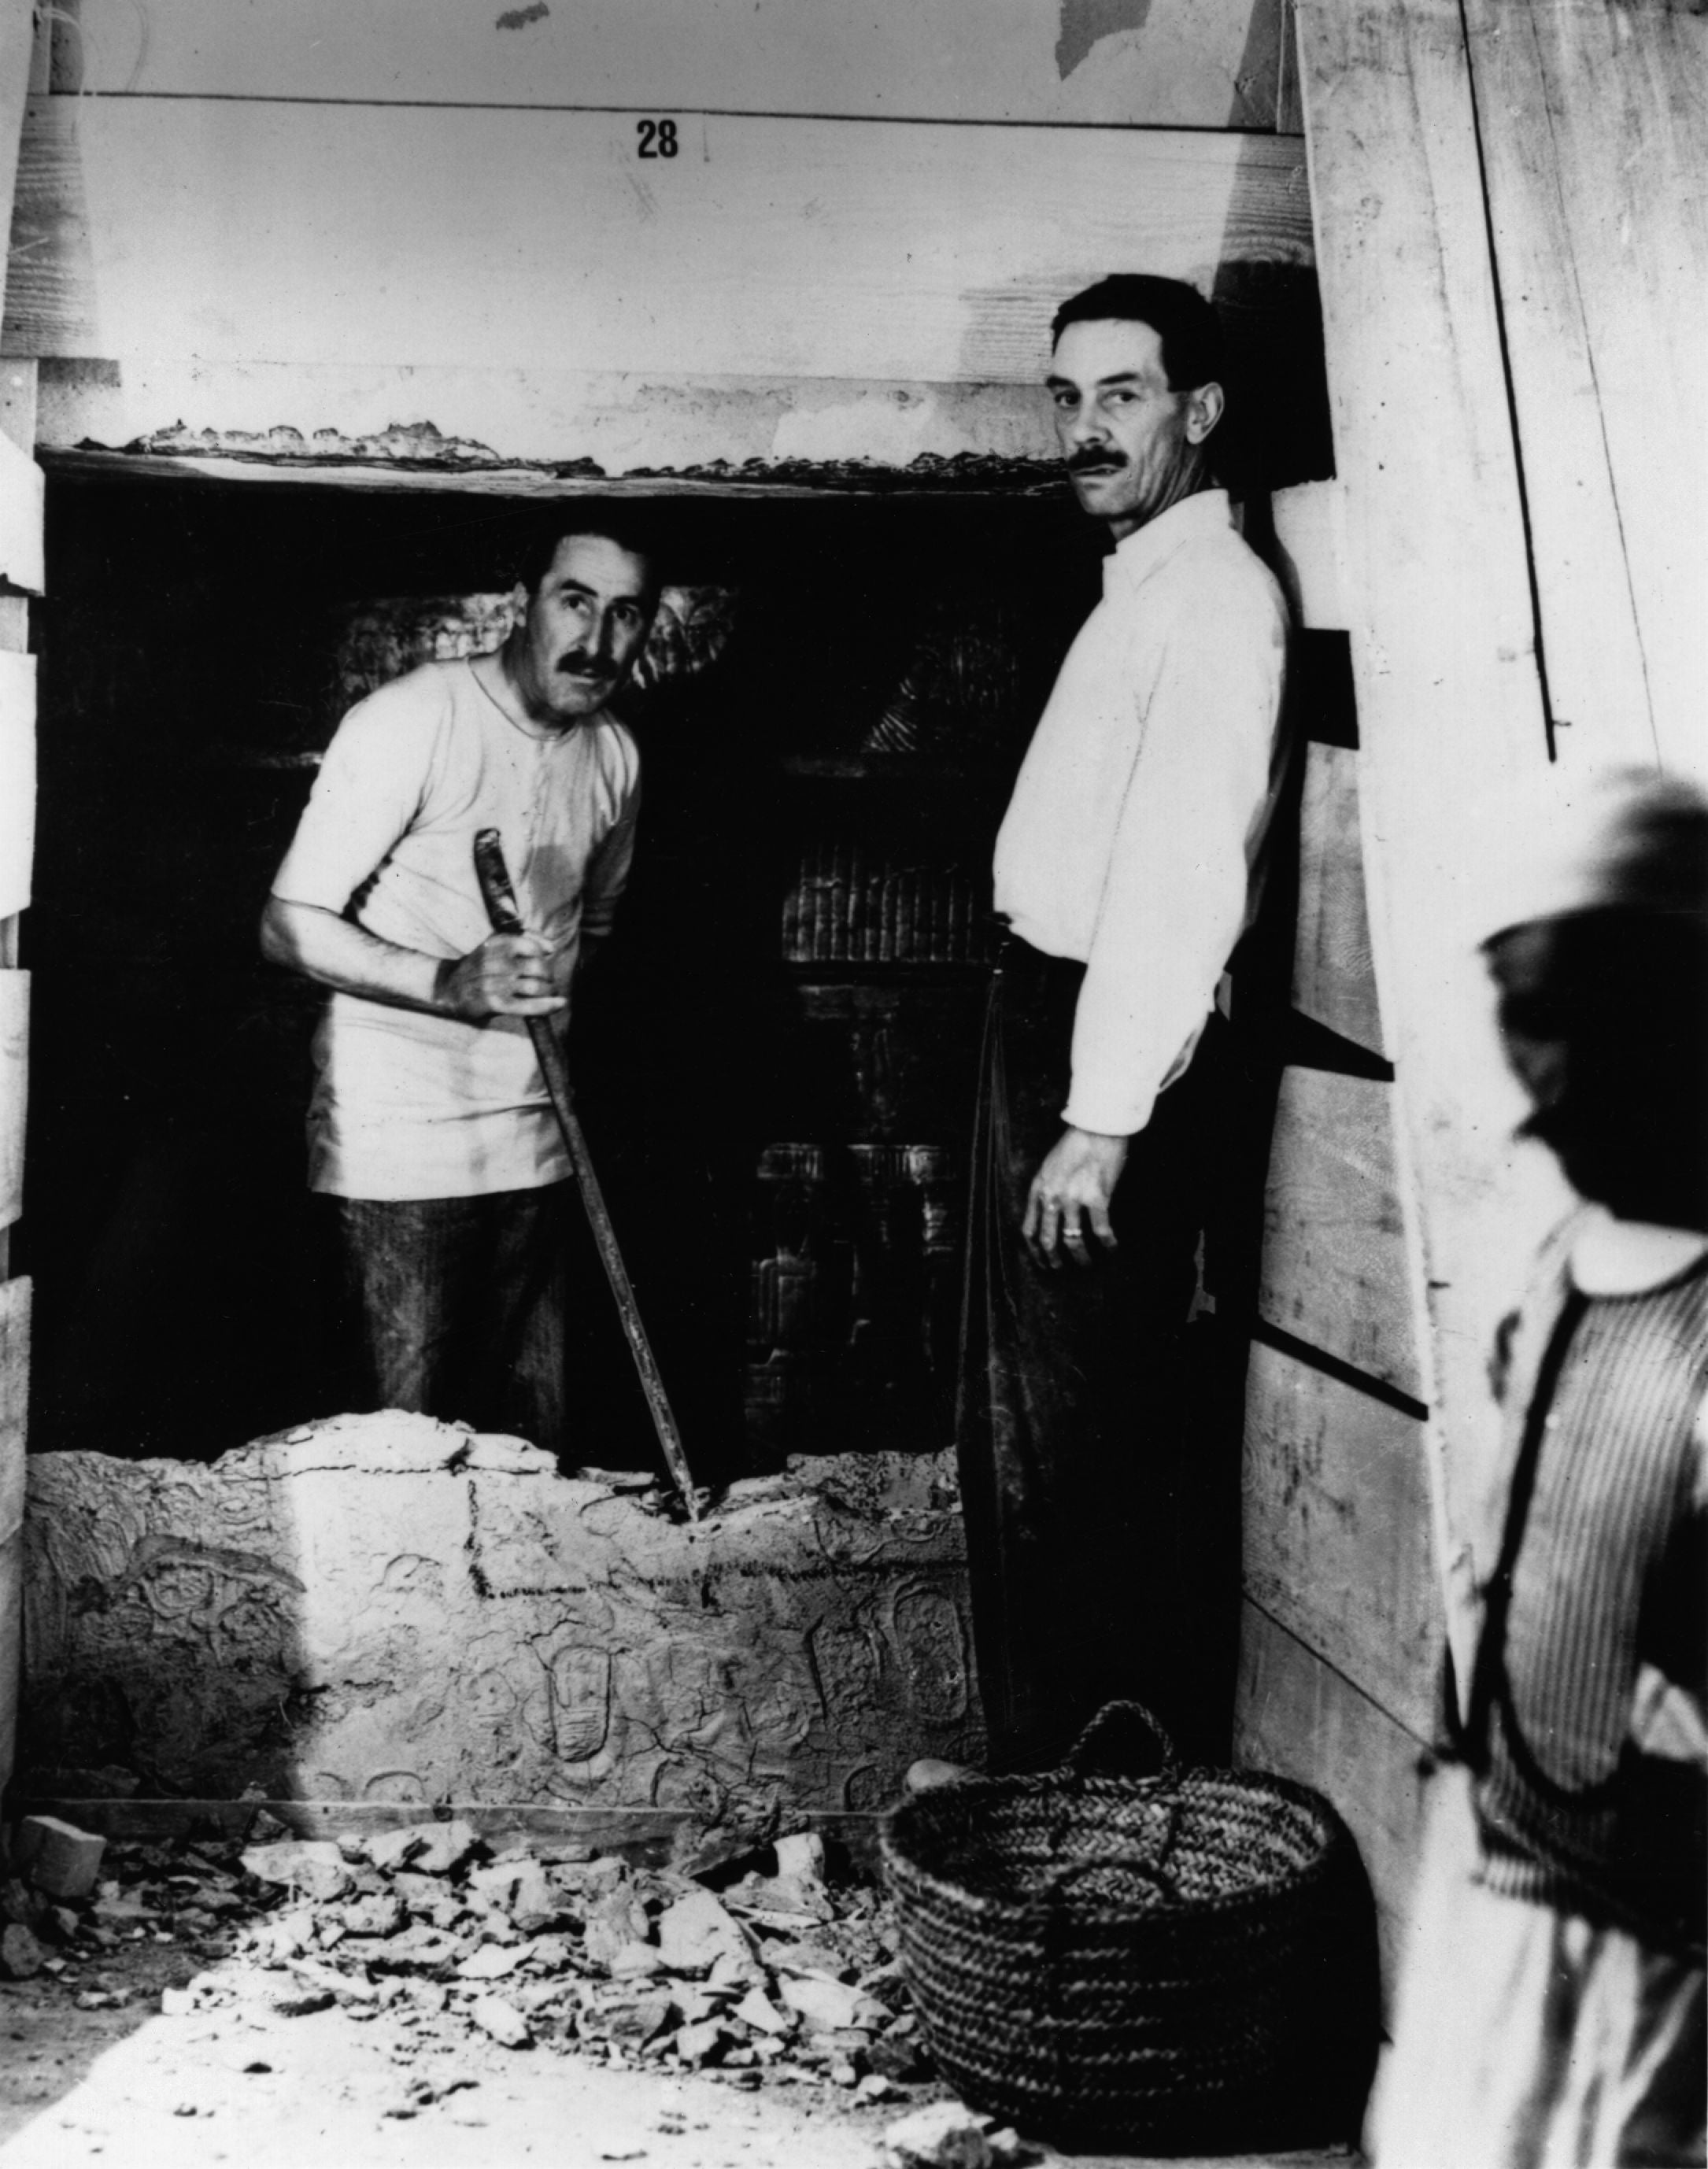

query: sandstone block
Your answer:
[778,1972,867,2033]
[238,1839,350,1902]
[13,1815,106,1901]
[656,1889,750,1975]
[468,1994,531,2048]
[882,2101,996,2169]
[0,1923,46,1979]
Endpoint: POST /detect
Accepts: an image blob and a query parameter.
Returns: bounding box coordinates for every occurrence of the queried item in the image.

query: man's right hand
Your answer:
[435,931,567,1021]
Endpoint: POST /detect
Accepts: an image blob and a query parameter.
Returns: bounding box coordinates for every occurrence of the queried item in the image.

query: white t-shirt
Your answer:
[993,490,1289,1136]
[271,657,641,1199]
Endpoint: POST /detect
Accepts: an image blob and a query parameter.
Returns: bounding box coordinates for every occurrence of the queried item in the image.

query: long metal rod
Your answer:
[472,828,701,1519]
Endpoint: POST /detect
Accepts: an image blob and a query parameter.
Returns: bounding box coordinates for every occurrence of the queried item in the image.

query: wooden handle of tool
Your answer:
[472,828,528,938]
[470,829,701,1519]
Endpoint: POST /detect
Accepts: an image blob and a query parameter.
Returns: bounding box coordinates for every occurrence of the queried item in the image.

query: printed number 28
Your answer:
[637,118,679,159]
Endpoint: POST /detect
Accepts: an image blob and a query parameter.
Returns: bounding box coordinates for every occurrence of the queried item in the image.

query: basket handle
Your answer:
[1062,1700,1179,1783]
[1041,1830,1183,1908]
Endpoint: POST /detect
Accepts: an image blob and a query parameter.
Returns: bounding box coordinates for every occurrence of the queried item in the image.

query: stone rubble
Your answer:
[2,1809,949,2114]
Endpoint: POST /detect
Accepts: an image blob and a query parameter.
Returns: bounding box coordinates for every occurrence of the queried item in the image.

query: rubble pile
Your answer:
[29,1816,943,2104]
[1,1817,250,2005]
[0,1812,1055,2165]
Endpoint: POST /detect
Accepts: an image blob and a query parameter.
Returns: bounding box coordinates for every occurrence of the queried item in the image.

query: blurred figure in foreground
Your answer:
[1372,769,1707,2167]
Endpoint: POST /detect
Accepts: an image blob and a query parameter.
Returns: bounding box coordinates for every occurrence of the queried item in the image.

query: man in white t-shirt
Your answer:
[261,525,656,1458]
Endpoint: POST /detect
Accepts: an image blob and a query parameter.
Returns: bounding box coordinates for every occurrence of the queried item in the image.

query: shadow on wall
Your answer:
[17,1413,985,1829]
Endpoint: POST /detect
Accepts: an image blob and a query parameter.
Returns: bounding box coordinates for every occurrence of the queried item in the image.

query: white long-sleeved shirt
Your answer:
[993,489,1289,1136]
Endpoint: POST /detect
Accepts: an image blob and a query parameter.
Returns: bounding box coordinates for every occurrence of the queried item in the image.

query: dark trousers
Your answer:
[329,1185,571,1458]
[955,938,1237,1772]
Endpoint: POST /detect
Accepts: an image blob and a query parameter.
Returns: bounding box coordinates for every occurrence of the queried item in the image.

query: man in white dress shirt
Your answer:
[956,276,1291,1768]
[260,523,656,1462]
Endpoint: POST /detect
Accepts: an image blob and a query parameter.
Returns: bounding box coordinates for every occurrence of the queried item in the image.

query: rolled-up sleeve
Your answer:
[1064,573,1287,1136]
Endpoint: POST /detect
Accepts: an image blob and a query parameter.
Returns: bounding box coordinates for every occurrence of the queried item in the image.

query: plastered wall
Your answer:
[20,1413,984,1824]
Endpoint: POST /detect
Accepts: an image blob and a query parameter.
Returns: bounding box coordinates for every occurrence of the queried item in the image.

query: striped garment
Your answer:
[1467,1241,1708,1949]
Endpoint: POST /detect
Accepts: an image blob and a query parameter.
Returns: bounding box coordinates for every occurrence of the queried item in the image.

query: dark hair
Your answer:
[512,514,661,603]
[1050,275,1225,393]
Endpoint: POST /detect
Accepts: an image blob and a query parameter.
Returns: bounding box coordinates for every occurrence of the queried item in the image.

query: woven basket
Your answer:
[879,1702,1373,2151]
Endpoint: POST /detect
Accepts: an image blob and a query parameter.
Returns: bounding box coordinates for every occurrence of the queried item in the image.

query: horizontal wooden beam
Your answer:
[54,0,1293,132]
[2,1794,889,1871]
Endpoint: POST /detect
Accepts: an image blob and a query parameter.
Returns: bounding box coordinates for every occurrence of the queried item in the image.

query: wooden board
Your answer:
[0,93,98,357]
[0,427,41,592]
[1292,741,1383,1056]
[1270,478,1345,632]
[0,0,31,321]
[1464,1,1708,783]
[0,1274,28,1791]
[56,0,1291,131]
[0,969,24,1230]
[54,104,1309,387]
[10,1794,889,1873]
[0,1272,21,1538]
[0,648,35,917]
[1234,1596,1433,2006]
[1296,0,1573,1696]
[1258,1064,1421,1402]
[1242,1341,1437,1735]
[35,369,1064,482]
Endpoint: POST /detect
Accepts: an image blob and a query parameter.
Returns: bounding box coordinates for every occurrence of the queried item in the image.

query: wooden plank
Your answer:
[1258,1065,1421,1402]
[57,0,1286,129]
[0,0,31,332]
[1270,479,1345,631]
[1291,741,1383,1055]
[0,649,35,915]
[0,1274,28,1792]
[1463,1,1708,784]
[1296,0,1573,1695]
[0,428,42,592]
[9,1794,888,1872]
[1242,1341,1437,1735]
[1234,1596,1433,2008]
[63,104,1309,389]
[0,1274,22,1537]
[0,969,24,1230]
[38,370,1063,481]
[1,94,100,357]
[0,354,35,451]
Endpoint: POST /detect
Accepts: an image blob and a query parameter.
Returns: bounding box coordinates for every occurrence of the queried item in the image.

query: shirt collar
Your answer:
[1103,487,1235,600]
[1568,1204,1708,1297]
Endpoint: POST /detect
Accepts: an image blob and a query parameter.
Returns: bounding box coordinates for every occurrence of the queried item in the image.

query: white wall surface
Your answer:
[59,0,1290,130]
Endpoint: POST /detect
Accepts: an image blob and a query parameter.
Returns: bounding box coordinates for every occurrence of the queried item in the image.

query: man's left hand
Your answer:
[1023,1125,1130,1267]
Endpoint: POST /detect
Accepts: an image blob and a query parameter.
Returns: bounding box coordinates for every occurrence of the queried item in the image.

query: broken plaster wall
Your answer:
[20,1413,983,1824]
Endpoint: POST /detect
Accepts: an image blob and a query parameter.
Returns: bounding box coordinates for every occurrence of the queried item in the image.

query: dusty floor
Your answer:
[0,1829,1364,2169]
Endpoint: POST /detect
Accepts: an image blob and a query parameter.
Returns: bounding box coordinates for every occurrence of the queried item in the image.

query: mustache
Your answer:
[556,652,612,677]
[1067,449,1127,475]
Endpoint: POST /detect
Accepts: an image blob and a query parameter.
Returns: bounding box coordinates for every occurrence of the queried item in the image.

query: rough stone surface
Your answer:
[13,1815,107,1901]
[883,2100,998,2167]
[656,1890,750,1975]
[238,1841,351,1902]
[20,1411,982,1820]
[0,1923,47,1980]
